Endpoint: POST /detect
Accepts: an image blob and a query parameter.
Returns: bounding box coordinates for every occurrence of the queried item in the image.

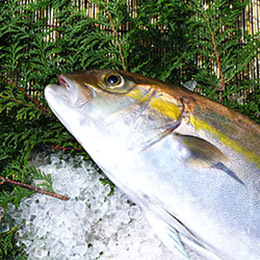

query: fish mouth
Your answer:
[58,74,94,108]
[59,74,70,91]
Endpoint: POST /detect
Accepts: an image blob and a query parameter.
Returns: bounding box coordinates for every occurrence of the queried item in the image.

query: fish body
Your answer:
[45,70,260,260]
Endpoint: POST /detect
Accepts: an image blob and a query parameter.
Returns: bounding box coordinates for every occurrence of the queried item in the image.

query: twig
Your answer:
[0,176,69,201]
[51,145,82,152]
[1,95,49,115]
[0,72,50,115]
[101,1,127,71]
[0,226,19,238]
[203,12,225,102]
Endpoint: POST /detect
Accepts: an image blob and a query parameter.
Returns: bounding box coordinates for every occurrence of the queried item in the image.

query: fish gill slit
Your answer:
[133,89,157,124]
[140,99,185,152]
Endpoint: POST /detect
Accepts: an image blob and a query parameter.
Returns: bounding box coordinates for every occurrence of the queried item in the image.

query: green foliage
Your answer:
[125,0,197,82]
[0,0,259,258]
[100,178,115,196]
[0,224,26,260]
[186,0,260,106]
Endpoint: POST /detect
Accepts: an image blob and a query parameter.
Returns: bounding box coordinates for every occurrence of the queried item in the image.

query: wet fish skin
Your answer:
[45,70,260,260]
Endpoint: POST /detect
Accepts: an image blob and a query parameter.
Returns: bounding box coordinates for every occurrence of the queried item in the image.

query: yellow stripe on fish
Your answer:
[126,87,181,121]
[190,115,260,169]
[127,85,259,169]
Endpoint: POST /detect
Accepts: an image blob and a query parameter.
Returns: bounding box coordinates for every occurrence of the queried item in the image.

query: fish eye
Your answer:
[106,74,120,85]
[103,73,124,89]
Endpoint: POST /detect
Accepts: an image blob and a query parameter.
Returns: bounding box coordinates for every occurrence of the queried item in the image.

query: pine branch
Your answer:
[202,10,225,102]
[101,1,126,71]
[1,95,48,115]
[0,176,69,201]
[0,73,50,115]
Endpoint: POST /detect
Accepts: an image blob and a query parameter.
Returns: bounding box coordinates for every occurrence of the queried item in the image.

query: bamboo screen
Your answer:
[18,0,260,84]
[240,0,260,81]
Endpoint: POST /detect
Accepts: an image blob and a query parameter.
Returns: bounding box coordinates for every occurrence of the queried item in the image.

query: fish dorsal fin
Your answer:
[175,133,245,185]
[175,133,228,167]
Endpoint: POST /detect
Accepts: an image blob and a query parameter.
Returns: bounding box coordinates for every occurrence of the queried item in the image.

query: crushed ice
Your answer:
[9,152,179,260]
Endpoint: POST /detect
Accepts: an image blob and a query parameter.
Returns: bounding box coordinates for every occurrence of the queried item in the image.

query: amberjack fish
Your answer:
[45,70,260,260]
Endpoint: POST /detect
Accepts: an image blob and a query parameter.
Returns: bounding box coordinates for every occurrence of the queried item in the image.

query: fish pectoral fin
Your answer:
[176,133,228,167]
[176,134,244,185]
[212,162,245,186]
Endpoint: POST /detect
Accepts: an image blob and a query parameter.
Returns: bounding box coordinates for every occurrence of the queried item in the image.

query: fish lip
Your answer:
[59,74,71,91]
[58,74,94,107]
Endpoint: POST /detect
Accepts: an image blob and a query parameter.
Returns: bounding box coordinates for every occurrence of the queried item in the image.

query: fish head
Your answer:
[45,69,136,114]
[45,70,180,158]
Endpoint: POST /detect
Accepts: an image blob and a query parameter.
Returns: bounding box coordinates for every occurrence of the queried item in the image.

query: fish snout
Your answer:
[59,74,94,108]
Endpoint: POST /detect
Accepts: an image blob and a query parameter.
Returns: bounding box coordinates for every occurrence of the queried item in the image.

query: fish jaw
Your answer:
[44,77,93,149]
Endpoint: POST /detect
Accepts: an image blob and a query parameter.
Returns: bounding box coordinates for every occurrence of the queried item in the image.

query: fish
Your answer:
[45,69,260,260]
